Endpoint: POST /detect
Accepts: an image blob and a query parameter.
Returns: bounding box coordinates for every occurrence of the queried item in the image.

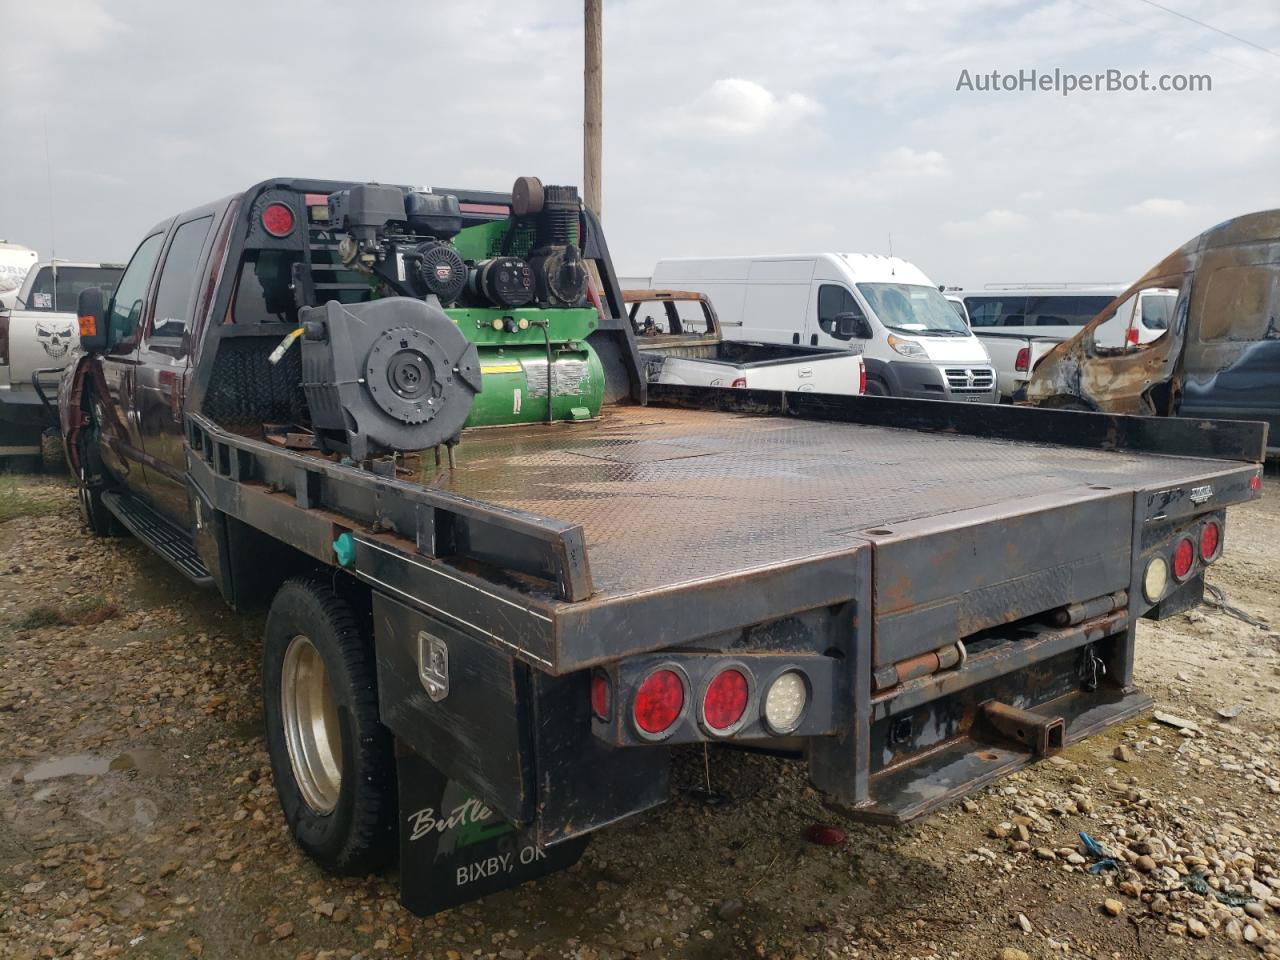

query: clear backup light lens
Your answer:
[1172,537,1195,581]
[1200,521,1221,562]
[763,671,808,734]
[1142,556,1169,604]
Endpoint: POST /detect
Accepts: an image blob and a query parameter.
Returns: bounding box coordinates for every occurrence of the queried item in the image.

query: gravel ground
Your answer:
[1,469,1278,960]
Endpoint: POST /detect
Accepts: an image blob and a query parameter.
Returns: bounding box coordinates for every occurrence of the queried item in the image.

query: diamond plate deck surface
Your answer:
[423,406,1229,600]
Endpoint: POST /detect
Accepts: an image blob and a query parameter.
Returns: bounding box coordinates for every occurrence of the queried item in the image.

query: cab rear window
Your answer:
[25,266,123,312]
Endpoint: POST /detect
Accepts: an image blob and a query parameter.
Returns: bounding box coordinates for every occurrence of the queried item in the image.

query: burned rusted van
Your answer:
[1026,209,1280,456]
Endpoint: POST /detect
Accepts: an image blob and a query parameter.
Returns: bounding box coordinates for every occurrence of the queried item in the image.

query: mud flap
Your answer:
[396,744,589,916]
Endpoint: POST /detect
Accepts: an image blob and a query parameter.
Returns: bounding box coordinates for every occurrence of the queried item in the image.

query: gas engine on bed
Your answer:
[298,176,605,461]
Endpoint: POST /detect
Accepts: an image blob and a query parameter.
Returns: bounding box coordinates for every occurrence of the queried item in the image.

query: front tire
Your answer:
[263,579,397,875]
[76,439,125,537]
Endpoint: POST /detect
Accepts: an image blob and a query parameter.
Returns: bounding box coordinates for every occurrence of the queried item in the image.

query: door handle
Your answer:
[792,333,799,345]
[810,334,818,346]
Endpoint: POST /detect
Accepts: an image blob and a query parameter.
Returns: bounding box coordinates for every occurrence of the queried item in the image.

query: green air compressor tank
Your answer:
[447,306,605,428]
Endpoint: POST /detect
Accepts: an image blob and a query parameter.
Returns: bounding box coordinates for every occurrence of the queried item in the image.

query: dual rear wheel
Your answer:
[263,579,398,874]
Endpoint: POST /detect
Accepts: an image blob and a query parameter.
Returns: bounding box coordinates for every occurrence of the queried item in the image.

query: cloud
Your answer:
[883,147,951,179]
[667,78,822,140]
[942,209,1030,236]
[1126,198,1193,218]
[1052,208,1105,223]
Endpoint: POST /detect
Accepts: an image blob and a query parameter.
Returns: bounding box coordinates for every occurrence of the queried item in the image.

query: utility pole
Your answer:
[584,0,602,218]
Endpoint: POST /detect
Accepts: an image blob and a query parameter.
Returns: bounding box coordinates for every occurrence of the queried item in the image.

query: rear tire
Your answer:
[263,578,397,876]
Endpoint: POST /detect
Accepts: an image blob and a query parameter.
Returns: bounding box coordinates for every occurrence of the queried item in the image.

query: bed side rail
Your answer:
[185,413,593,602]
[647,384,1269,464]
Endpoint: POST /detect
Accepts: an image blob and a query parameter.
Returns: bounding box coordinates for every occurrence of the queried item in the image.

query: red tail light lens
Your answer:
[261,202,296,237]
[1014,347,1030,372]
[1126,327,1139,345]
[1199,521,1220,562]
[0,313,9,365]
[1250,474,1262,492]
[633,669,684,735]
[590,671,610,720]
[1172,537,1195,580]
[702,668,749,732]
[730,377,747,389]
[858,362,867,394]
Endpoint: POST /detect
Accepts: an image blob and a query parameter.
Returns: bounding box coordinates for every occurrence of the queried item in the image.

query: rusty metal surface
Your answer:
[420,406,1236,601]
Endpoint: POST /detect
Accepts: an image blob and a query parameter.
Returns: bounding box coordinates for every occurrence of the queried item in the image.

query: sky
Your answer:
[2,0,1278,289]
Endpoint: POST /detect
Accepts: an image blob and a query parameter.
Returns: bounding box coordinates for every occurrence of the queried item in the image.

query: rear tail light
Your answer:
[1126,327,1139,345]
[1014,346,1030,372]
[858,362,867,395]
[730,377,747,389]
[1199,521,1221,562]
[702,668,749,733]
[0,312,9,365]
[1172,537,1195,581]
[261,201,296,237]
[1250,474,1262,492]
[590,671,610,720]
[762,671,808,734]
[633,668,684,736]
[1142,556,1169,603]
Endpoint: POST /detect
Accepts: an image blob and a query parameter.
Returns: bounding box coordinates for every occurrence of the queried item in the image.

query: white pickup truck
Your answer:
[944,295,1058,402]
[625,289,865,395]
[0,260,123,457]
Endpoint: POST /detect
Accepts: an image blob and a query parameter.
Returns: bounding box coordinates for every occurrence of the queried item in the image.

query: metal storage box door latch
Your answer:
[417,631,449,702]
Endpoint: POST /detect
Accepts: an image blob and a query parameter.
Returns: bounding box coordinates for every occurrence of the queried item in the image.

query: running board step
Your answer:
[101,490,212,586]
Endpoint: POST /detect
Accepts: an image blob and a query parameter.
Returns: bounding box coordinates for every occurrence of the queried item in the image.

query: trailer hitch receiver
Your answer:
[979,701,1066,757]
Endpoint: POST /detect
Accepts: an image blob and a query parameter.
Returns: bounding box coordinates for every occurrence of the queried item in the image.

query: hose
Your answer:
[531,319,554,424]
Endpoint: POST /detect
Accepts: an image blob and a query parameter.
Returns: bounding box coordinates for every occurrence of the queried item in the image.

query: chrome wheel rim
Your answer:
[281,635,343,814]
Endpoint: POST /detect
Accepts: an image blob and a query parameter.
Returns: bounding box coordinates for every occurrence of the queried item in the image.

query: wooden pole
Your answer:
[584,0,602,218]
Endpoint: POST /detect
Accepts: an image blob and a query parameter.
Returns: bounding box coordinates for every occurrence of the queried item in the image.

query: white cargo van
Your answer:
[650,254,998,402]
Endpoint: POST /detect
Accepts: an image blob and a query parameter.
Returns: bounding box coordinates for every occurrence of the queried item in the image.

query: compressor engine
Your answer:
[299,177,602,461]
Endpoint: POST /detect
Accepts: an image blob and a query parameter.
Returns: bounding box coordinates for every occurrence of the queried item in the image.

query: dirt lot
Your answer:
[2,469,1278,960]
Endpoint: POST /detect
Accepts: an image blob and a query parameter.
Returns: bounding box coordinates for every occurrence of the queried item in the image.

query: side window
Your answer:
[965,297,1022,328]
[1198,266,1279,342]
[1025,296,1112,328]
[1090,282,1182,352]
[817,284,861,340]
[107,234,165,345]
[150,216,213,340]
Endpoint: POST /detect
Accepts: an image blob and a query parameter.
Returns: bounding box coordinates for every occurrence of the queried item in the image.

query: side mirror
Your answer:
[78,287,107,352]
[833,311,871,339]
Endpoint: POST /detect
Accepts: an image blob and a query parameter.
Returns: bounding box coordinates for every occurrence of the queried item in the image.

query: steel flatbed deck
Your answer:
[187,388,1264,676]
[423,402,1241,600]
